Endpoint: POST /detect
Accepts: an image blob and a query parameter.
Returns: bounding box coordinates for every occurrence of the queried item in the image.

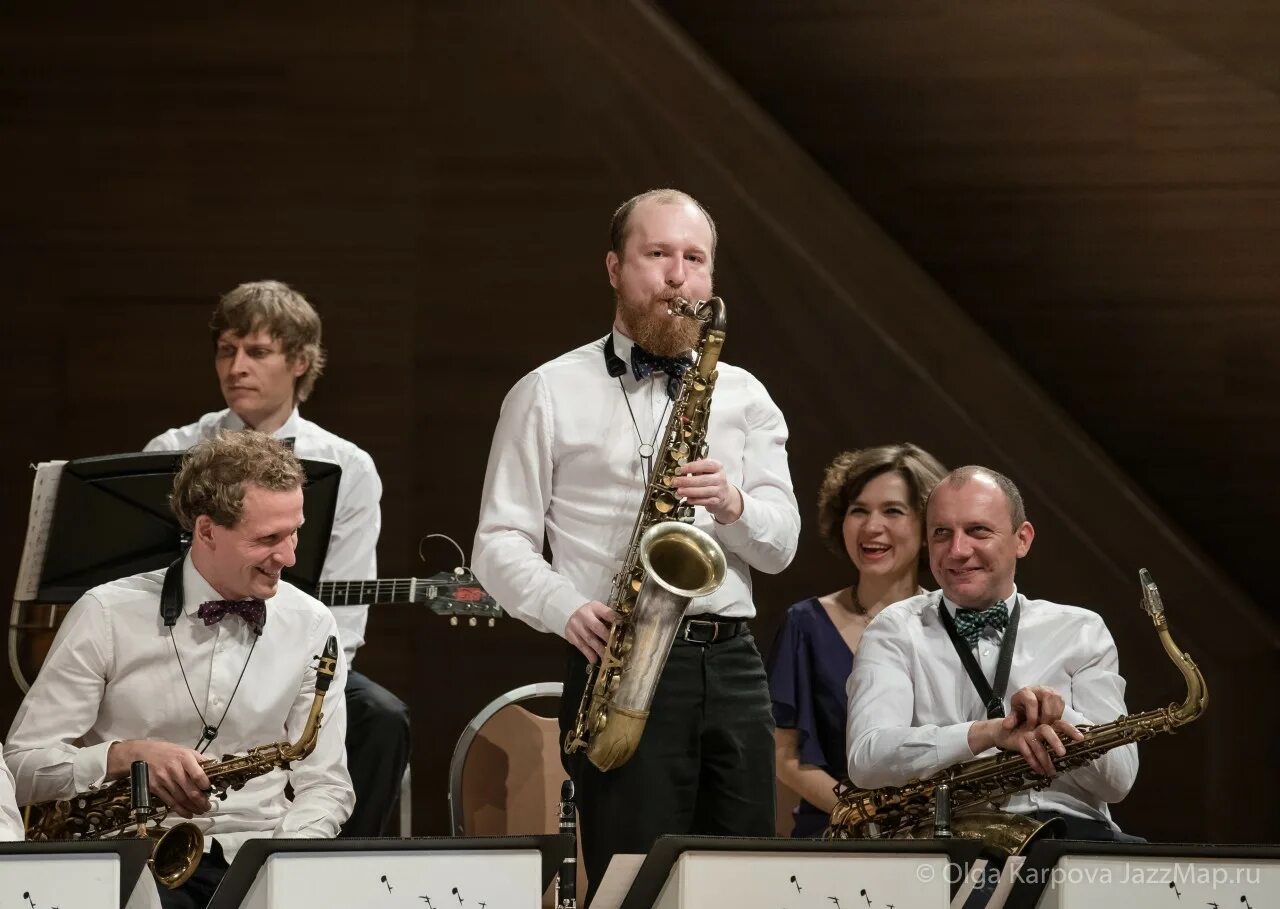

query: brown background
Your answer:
[0,1,1276,841]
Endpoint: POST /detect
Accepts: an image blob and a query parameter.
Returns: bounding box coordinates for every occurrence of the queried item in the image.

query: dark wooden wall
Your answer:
[659,0,1280,617]
[0,1,1275,842]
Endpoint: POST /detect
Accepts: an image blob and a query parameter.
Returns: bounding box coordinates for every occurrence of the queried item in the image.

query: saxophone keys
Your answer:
[653,490,680,514]
[590,707,609,734]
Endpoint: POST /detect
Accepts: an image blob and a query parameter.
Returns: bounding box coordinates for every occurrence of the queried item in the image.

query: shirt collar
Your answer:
[937,584,1019,621]
[610,326,695,372]
[611,326,637,366]
[219,406,302,441]
[181,552,224,617]
[182,551,277,618]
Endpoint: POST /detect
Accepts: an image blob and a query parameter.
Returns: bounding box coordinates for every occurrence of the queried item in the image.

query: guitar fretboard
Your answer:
[317,579,426,607]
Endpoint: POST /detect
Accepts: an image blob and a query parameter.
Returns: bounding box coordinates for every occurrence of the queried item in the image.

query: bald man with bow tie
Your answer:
[846,465,1143,842]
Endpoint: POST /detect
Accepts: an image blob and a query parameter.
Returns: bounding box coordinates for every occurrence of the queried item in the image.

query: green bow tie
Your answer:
[953,601,1010,647]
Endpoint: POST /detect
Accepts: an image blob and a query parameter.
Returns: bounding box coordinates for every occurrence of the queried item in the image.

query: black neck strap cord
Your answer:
[937,595,1021,720]
[605,335,671,479]
[161,556,261,753]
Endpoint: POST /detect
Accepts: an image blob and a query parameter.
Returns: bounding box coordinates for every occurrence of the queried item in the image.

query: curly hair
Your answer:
[170,430,304,530]
[210,280,327,403]
[816,443,948,566]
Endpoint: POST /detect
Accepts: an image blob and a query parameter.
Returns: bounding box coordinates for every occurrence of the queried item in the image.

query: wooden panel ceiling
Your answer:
[657,0,1280,610]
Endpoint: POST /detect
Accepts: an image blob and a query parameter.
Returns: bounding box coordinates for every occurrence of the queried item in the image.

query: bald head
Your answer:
[928,466,1026,530]
[926,466,1035,609]
[609,188,718,260]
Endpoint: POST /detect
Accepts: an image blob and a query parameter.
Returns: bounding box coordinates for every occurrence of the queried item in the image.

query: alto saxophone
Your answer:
[24,635,340,889]
[827,570,1207,856]
[564,297,729,771]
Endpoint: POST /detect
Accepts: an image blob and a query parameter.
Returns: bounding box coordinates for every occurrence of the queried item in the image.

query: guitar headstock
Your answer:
[420,568,504,626]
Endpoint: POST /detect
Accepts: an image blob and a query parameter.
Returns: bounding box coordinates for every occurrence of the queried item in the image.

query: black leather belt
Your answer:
[677,616,749,645]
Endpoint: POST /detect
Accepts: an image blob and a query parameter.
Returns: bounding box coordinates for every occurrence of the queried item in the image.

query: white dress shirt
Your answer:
[146,407,382,667]
[0,753,23,840]
[846,587,1138,828]
[474,329,800,637]
[4,555,354,859]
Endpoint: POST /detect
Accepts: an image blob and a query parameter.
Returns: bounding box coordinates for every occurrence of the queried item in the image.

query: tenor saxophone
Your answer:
[563,297,729,771]
[827,570,1207,856]
[24,635,340,889]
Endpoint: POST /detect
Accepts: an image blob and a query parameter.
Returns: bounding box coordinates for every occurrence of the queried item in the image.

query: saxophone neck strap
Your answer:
[938,595,1021,720]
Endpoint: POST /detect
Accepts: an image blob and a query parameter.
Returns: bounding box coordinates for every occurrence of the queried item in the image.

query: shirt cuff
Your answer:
[72,740,116,793]
[544,586,589,639]
[937,722,980,767]
[713,486,756,547]
[1060,705,1089,728]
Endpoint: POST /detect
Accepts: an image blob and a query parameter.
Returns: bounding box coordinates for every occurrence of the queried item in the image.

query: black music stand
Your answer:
[36,451,340,601]
[617,835,985,909]
[206,836,574,909]
[1003,840,1280,909]
[0,839,152,906]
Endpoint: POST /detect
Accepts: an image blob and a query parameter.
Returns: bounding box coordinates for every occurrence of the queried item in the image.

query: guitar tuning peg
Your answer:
[453,566,465,577]
[488,617,496,628]
[450,616,458,627]
[468,616,477,627]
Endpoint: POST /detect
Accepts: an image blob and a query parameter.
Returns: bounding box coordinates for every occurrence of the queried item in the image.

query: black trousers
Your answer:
[157,840,229,909]
[559,632,776,906]
[339,669,412,837]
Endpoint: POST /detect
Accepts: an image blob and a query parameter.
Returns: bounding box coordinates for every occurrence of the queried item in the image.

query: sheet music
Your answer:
[13,460,66,601]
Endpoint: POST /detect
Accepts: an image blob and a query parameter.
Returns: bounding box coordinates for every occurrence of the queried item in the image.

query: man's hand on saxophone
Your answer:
[964,682,1083,778]
[566,601,619,664]
[107,740,213,818]
[673,458,743,524]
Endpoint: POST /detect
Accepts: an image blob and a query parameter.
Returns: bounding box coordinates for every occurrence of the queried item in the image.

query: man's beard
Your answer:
[615,292,703,356]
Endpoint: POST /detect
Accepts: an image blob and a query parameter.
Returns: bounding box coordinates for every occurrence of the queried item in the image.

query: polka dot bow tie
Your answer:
[630,344,693,400]
[197,598,266,635]
[953,601,1010,647]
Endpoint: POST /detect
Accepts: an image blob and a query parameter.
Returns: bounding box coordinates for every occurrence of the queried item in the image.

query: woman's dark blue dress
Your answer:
[766,596,855,837]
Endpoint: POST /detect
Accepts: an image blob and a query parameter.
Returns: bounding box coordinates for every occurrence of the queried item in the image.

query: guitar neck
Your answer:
[317,578,426,607]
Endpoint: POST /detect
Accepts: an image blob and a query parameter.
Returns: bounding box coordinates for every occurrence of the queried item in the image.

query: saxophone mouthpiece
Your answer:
[314,636,339,693]
[1138,568,1165,620]
[130,760,152,836]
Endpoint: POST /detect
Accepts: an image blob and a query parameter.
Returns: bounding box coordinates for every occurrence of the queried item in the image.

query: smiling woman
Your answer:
[766,442,946,836]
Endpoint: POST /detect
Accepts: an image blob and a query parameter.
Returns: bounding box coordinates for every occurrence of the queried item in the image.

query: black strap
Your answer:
[938,596,1021,719]
[602,335,628,378]
[159,549,259,751]
[159,554,187,627]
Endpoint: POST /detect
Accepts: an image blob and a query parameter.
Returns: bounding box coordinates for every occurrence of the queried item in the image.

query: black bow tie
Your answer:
[197,598,267,635]
[630,345,693,399]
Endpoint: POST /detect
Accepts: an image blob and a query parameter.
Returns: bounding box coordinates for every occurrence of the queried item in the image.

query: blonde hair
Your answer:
[170,431,304,530]
[210,280,327,403]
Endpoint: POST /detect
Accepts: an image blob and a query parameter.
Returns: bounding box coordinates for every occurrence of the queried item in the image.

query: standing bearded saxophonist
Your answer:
[5,432,353,909]
[473,189,800,901]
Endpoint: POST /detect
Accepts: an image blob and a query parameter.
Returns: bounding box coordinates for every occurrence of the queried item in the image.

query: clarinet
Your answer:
[554,779,577,909]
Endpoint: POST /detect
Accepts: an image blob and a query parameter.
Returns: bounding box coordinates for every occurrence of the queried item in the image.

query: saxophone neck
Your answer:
[1138,569,1208,726]
[285,634,340,760]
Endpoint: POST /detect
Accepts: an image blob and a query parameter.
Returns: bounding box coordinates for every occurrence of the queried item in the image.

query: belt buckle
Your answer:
[682,618,718,645]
